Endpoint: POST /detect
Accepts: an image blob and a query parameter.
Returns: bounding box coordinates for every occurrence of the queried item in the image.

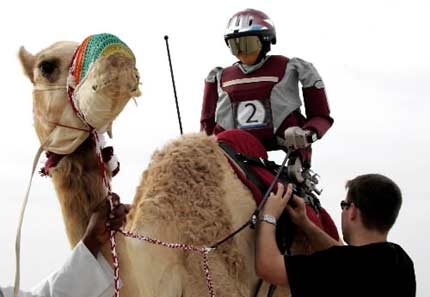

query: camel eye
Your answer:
[38,60,57,76]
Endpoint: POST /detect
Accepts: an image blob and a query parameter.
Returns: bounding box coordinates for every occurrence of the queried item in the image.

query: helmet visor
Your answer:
[227,36,262,55]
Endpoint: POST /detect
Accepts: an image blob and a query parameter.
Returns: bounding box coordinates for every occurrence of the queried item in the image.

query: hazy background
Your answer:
[0,0,428,295]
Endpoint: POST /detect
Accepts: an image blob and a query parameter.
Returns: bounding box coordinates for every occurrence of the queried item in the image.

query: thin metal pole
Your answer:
[255,150,291,213]
[164,35,183,135]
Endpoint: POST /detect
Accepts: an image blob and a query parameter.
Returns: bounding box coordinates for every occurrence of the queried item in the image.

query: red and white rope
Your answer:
[67,48,216,297]
[91,131,121,296]
[67,54,122,296]
[119,229,216,297]
[87,119,218,297]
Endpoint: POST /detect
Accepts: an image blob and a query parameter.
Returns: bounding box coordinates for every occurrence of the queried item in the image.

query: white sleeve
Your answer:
[0,287,38,297]
[1,241,120,297]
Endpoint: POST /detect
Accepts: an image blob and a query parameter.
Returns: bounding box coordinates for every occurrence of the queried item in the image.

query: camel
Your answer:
[18,38,313,297]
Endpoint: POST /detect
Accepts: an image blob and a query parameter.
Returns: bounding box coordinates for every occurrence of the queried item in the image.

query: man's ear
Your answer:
[18,46,35,84]
[350,204,359,221]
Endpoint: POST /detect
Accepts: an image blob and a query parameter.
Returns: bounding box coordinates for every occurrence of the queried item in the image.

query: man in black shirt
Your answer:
[255,173,416,297]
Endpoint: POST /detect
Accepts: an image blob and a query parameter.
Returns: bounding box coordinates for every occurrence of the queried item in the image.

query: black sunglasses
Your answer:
[340,200,353,210]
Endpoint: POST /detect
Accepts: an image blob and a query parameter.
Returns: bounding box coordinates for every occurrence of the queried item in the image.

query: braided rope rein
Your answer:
[89,128,218,297]
[67,58,122,295]
[79,129,218,297]
[119,229,216,297]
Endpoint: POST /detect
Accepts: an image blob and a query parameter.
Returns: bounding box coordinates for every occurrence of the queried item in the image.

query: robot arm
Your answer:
[200,67,223,135]
[292,57,333,138]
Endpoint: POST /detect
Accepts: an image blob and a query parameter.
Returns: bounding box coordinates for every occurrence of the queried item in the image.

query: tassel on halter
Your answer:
[39,140,120,178]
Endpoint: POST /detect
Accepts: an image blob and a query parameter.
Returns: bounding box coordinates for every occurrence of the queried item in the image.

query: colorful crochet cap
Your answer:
[71,33,135,86]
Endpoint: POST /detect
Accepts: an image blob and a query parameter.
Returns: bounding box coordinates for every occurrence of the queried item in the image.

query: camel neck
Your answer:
[50,142,107,247]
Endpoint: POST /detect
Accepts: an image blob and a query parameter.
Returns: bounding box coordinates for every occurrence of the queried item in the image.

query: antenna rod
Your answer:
[164,35,183,135]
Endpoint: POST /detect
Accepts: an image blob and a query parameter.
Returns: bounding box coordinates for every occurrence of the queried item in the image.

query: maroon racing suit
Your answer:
[200,55,333,167]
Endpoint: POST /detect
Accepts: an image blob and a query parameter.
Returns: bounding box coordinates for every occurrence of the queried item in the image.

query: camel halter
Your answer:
[33,86,92,133]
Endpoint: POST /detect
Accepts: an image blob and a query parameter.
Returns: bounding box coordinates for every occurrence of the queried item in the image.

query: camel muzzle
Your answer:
[30,33,141,155]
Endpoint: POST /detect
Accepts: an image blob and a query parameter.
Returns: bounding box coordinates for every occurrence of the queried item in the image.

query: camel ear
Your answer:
[18,46,35,84]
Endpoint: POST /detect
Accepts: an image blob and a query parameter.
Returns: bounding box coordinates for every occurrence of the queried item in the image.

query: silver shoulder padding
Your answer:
[205,66,223,83]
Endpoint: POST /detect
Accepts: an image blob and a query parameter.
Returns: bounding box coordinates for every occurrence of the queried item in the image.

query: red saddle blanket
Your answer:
[216,129,339,241]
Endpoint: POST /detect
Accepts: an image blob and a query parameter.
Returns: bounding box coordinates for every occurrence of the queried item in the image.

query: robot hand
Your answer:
[284,127,317,149]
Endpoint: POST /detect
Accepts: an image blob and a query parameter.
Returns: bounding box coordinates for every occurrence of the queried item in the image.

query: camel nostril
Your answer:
[92,85,98,91]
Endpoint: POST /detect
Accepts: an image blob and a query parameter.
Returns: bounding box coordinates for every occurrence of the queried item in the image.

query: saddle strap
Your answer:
[236,153,281,173]
[219,142,269,198]
[234,151,324,210]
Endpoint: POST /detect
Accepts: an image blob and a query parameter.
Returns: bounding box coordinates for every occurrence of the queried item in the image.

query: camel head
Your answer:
[19,34,141,155]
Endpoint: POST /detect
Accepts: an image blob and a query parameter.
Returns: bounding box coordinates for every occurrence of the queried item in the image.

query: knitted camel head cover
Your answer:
[40,33,140,155]
[69,33,136,86]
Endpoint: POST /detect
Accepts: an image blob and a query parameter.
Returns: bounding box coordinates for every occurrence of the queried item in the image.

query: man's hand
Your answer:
[286,195,341,250]
[285,195,312,228]
[262,183,293,220]
[83,193,130,256]
[256,183,292,287]
[284,126,313,149]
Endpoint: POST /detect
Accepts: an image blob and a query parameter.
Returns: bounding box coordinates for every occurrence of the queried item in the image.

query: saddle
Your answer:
[216,129,339,251]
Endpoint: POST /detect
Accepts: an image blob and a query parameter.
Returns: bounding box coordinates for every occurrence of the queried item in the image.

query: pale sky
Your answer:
[0,0,429,296]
